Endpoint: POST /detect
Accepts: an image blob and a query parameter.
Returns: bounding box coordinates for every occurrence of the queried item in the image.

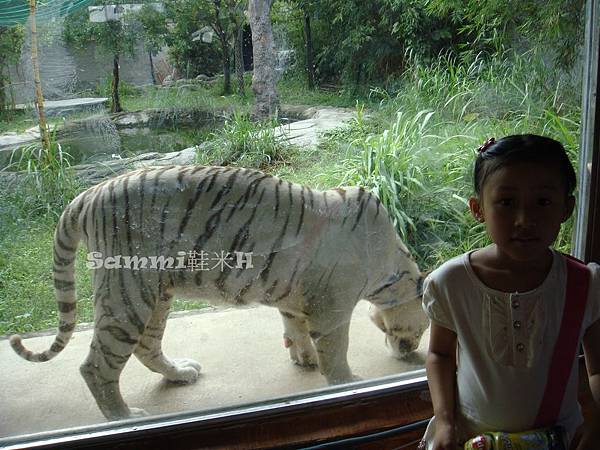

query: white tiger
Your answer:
[9,165,427,420]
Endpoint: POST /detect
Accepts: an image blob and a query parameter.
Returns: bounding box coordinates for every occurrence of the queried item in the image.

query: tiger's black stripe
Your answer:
[50,342,65,353]
[351,192,369,231]
[54,279,75,291]
[92,184,103,250]
[55,235,76,253]
[160,199,171,242]
[123,176,134,257]
[112,194,149,332]
[260,182,293,283]
[232,276,255,304]
[224,172,269,222]
[371,271,410,296]
[59,323,76,333]
[266,279,279,298]
[92,337,130,369]
[209,169,238,209]
[215,189,265,290]
[205,167,222,192]
[54,253,75,267]
[296,186,306,236]
[274,259,301,302]
[58,301,76,313]
[193,201,227,252]
[149,168,163,212]
[240,174,270,205]
[307,187,315,210]
[261,220,290,283]
[230,198,260,251]
[138,170,148,238]
[109,180,118,257]
[103,325,139,345]
[117,267,146,335]
[274,179,282,219]
[82,201,90,242]
[177,174,211,240]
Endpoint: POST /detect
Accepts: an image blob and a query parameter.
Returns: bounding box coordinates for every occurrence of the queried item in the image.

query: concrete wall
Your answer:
[6,18,156,105]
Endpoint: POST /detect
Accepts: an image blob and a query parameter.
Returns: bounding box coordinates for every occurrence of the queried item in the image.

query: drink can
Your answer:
[464,428,565,450]
[464,433,493,450]
[493,430,548,449]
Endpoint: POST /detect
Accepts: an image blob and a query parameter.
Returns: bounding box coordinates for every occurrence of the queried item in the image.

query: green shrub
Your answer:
[3,133,82,220]
[197,111,293,169]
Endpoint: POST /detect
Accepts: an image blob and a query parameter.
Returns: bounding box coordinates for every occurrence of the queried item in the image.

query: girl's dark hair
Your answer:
[473,134,577,196]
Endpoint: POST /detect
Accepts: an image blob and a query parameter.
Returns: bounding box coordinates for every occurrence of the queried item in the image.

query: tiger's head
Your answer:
[368,272,428,359]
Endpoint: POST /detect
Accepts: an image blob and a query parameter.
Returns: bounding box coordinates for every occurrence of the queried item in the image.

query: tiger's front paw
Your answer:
[325,371,361,385]
[284,336,318,368]
[166,358,202,384]
[128,407,150,418]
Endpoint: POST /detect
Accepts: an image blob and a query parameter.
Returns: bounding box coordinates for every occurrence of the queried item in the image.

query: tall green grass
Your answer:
[3,132,82,220]
[197,111,294,169]
[340,50,581,270]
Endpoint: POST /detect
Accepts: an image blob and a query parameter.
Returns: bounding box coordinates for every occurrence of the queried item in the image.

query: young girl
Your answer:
[422,135,600,450]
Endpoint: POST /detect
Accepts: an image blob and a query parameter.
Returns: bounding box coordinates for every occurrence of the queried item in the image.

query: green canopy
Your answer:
[0,0,96,26]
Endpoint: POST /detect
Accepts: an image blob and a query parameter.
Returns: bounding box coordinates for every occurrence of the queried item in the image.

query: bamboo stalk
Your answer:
[29,0,50,150]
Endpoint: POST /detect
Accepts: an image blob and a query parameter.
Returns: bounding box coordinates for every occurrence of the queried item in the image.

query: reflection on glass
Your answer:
[0,0,584,442]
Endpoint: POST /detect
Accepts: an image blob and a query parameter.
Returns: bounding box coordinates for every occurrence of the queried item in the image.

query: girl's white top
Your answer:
[422,249,600,439]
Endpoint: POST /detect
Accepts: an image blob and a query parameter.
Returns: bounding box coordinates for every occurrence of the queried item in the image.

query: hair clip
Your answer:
[478,137,495,154]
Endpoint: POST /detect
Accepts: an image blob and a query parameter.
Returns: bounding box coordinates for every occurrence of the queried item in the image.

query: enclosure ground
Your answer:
[0,301,429,440]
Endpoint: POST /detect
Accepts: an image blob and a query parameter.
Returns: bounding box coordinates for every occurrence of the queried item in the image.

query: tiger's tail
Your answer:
[10,198,83,362]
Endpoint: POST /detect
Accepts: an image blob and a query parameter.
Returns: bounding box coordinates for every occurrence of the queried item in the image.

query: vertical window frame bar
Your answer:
[574,0,600,263]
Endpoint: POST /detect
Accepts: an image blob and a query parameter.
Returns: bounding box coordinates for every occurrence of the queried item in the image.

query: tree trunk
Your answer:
[247,0,279,119]
[0,60,7,113]
[148,51,156,85]
[111,54,122,113]
[303,4,315,90]
[235,26,245,95]
[29,0,50,150]
[217,32,232,95]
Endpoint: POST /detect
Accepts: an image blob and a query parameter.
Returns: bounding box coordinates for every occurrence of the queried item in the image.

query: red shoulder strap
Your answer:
[534,254,590,428]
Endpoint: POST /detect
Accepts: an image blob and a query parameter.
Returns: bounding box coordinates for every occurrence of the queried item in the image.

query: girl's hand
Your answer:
[432,420,458,450]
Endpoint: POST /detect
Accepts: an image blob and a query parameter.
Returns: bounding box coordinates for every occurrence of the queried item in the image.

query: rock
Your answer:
[0,106,356,188]
[113,110,153,127]
[274,106,356,148]
[73,146,200,186]
[0,127,41,149]
[14,98,109,118]
[176,84,201,92]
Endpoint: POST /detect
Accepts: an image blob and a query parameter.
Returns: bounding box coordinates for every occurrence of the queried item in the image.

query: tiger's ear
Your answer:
[368,307,386,332]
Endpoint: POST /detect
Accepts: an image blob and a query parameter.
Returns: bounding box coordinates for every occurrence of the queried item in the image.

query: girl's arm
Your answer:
[426,322,458,450]
[576,318,600,450]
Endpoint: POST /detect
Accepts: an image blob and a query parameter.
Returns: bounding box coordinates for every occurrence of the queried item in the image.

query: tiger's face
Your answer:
[368,274,428,359]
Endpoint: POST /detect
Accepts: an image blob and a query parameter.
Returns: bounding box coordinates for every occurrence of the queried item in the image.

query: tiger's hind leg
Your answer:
[280,311,317,368]
[80,314,150,420]
[134,292,201,384]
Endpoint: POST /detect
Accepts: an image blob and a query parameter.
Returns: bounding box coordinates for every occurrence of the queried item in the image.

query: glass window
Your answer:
[0,0,592,446]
